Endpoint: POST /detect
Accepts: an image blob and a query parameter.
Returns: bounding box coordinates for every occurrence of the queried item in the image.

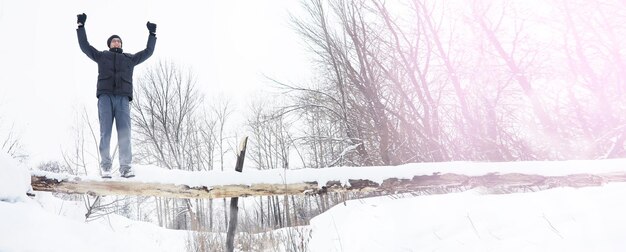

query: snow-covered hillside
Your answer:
[3,152,626,251]
[309,184,626,251]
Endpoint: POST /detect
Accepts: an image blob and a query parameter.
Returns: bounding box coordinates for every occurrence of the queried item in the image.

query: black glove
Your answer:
[146,21,157,34]
[77,13,87,26]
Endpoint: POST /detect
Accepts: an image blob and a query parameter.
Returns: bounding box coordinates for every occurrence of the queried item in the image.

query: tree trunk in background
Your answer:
[266,196,272,228]
[223,199,228,231]
[284,195,291,227]
[209,199,214,231]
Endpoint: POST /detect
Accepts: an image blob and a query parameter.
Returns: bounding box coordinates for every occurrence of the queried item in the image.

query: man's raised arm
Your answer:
[76,13,100,62]
[132,21,157,65]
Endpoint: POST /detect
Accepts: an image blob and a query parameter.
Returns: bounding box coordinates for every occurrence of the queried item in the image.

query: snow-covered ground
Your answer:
[309,185,626,251]
[3,151,626,251]
[0,194,187,252]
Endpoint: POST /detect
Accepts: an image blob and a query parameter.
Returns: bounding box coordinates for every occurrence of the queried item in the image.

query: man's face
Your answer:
[110,38,122,49]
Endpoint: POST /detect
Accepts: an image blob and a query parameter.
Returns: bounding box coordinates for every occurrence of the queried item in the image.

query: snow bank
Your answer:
[0,152,30,202]
[0,195,187,252]
[308,183,626,252]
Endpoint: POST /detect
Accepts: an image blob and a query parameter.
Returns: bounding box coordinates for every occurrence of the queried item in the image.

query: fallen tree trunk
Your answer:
[30,172,626,199]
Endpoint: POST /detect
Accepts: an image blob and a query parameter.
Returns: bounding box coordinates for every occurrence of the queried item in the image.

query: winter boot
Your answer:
[121,168,135,178]
[101,169,112,179]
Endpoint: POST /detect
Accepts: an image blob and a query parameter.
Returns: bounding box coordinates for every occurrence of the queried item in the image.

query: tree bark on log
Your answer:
[30,172,626,199]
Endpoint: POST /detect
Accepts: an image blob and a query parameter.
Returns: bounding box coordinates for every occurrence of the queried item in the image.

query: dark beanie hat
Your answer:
[107,35,122,48]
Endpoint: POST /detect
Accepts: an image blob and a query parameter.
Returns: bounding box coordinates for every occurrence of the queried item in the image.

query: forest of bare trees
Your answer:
[270,0,626,167]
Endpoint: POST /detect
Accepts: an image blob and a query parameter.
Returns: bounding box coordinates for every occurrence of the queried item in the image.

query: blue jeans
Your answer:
[98,94,132,173]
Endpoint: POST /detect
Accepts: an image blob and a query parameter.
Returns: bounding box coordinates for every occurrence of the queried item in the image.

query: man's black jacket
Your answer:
[77,27,156,101]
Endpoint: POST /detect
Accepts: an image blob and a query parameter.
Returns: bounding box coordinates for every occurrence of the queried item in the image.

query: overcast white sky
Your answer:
[0,0,313,165]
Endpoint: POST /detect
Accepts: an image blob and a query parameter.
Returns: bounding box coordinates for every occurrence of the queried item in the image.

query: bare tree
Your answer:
[61,107,102,176]
[132,60,207,230]
[133,60,204,171]
[247,98,293,170]
[554,0,626,158]
[290,0,393,165]
[207,97,234,231]
[0,121,24,159]
[288,0,626,163]
[246,97,310,229]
